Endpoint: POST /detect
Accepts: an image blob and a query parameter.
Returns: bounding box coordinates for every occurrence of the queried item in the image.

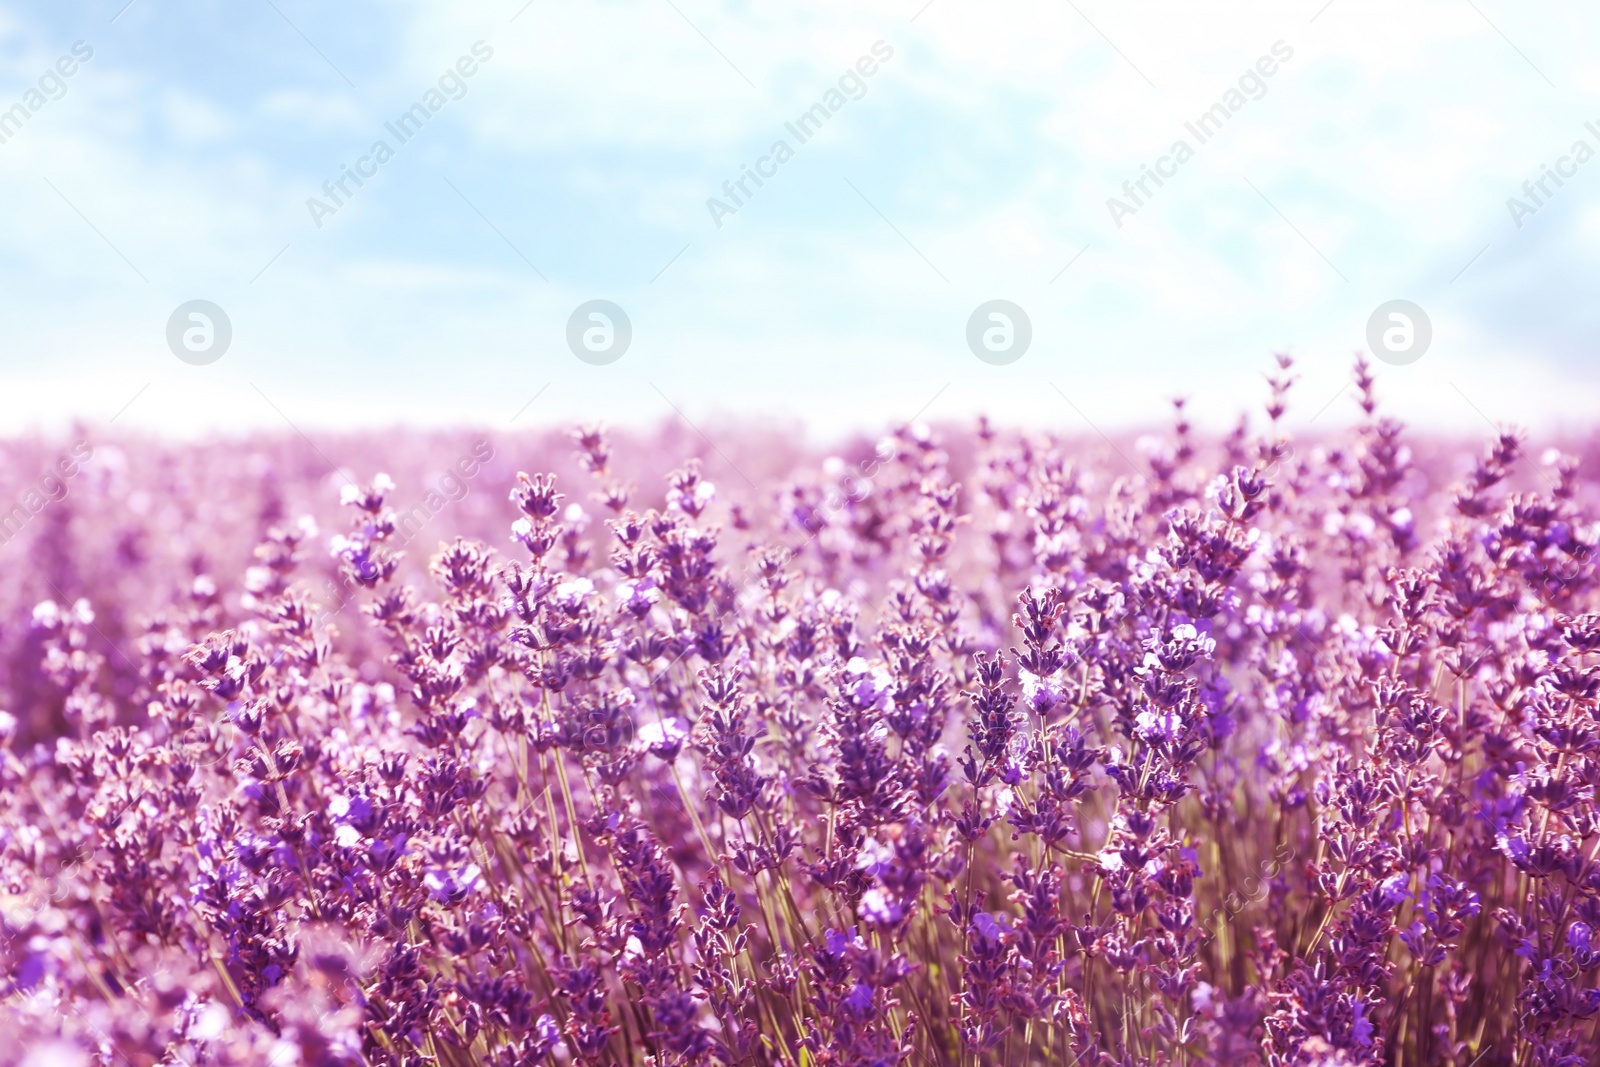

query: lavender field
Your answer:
[2,357,1597,1067]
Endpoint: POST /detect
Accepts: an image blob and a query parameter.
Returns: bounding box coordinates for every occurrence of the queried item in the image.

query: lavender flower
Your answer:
[0,361,1595,1067]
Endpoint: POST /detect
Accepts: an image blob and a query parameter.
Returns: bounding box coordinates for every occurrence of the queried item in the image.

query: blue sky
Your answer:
[1,0,1597,439]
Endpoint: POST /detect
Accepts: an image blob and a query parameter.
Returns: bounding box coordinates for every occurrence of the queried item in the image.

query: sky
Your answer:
[0,0,1597,442]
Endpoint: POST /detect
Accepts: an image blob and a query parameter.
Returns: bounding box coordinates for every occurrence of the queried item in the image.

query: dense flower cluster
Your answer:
[3,357,1599,1066]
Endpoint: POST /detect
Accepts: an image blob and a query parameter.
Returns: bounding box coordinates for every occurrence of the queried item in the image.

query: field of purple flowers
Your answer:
[3,356,1599,1067]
